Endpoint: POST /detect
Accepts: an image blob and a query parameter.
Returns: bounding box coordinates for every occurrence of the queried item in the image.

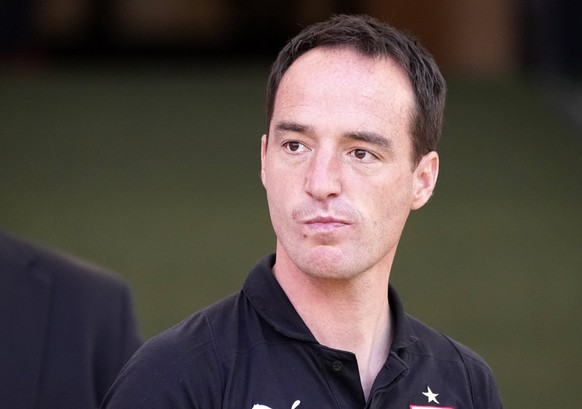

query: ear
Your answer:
[260,134,268,187]
[411,151,439,210]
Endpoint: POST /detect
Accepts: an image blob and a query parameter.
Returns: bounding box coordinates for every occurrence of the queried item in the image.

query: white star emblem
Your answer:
[422,386,440,404]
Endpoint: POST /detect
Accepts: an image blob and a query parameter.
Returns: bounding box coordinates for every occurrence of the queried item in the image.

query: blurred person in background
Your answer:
[103,14,503,409]
[0,230,142,408]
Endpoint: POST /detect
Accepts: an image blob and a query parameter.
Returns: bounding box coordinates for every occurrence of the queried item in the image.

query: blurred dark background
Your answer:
[0,0,580,75]
[1,1,581,408]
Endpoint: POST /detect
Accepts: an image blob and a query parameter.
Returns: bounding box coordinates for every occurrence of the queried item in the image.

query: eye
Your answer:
[283,141,307,153]
[352,149,369,160]
[349,148,379,161]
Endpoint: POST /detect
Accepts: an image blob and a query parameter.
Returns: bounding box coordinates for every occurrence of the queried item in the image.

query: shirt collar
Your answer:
[243,254,316,342]
[242,253,418,349]
[388,284,419,350]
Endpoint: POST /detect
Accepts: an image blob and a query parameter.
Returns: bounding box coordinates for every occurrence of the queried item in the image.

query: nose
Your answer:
[304,149,342,200]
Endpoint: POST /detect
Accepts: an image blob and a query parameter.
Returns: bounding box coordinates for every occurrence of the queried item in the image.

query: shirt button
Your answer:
[331,360,343,372]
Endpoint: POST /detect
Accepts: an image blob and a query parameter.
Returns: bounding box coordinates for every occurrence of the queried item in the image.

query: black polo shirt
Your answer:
[103,254,503,409]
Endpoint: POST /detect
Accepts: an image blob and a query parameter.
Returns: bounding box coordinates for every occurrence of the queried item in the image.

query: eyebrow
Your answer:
[273,121,312,136]
[344,130,393,150]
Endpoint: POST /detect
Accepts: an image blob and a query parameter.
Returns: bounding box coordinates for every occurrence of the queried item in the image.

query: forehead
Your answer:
[272,47,415,135]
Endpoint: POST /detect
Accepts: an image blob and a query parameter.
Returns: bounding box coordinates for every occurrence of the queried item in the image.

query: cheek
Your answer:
[361,177,413,226]
[265,171,295,220]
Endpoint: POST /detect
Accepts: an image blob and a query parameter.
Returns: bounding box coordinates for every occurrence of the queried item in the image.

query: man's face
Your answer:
[261,47,438,280]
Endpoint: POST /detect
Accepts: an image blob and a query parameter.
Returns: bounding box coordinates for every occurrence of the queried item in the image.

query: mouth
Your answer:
[302,217,351,233]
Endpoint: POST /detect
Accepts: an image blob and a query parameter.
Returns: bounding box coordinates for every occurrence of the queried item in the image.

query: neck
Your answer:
[273,251,393,400]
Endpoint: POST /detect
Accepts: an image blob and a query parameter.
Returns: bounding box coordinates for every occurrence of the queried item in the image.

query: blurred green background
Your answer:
[2,62,581,408]
[2,1,582,408]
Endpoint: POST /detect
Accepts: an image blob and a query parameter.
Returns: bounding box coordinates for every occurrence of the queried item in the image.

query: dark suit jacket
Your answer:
[0,231,143,408]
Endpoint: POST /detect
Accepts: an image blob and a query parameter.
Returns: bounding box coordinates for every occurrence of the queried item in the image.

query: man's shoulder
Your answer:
[137,292,241,360]
[406,314,491,364]
[102,296,243,408]
[404,313,498,385]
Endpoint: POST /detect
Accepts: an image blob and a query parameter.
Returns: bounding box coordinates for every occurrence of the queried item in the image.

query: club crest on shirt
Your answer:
[410,406,454,409]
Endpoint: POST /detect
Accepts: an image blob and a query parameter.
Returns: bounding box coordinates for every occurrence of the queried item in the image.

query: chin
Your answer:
[295,247,360,281]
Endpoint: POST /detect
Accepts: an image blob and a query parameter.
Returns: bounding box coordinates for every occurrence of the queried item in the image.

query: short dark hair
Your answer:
[265,14,447,165]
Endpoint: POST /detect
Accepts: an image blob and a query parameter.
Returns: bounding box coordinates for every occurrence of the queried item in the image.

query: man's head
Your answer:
[261,15,443,280]
[266,14,446,166]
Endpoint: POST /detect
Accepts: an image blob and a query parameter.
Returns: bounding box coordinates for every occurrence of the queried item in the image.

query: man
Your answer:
[103,14,503,408]
[0,230,142,408]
